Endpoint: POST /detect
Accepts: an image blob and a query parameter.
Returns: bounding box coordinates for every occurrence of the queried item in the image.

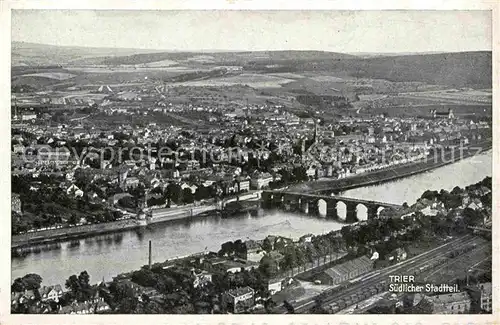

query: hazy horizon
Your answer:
[12,10,492,53]
[11,40,491,55]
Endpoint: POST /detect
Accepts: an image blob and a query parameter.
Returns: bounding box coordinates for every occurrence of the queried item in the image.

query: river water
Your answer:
[11,150,492,286]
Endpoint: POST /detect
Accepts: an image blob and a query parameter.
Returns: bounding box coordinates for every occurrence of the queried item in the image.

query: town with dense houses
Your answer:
[12,175,492,314]
[9,11,493,316]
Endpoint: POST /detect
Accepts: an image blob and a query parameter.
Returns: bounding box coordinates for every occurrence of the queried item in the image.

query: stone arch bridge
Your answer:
[261,190,401,223]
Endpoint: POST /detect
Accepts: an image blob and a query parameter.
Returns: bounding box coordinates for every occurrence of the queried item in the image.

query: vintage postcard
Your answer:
[0,1,498,324]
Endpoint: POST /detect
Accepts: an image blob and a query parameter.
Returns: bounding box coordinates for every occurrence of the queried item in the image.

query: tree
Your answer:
[117,196,137,209]
[219,241,235,257]
[262,237,273,253]
[182,188,194,204]
[195,185,210,201]
[451,186,463,195]
[166,183,182,204]
[259,255,278,277]
[68,214,80,225]
[421,190,439,201]
[65,271,93,302]
[11,278,26,292]
[21,273,43,291]
[233,239,247,259]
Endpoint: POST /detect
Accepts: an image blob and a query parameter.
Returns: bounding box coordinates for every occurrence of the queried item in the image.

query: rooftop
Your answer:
[226,286,254,298]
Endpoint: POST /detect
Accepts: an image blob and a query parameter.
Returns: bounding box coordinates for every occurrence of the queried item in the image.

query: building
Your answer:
[95,299,111,313]
[426,292,471,314]
[315,255,373,285]
[21,113,37,121]
[184,159,200,171]
[267,278,283,295]
[479,282,492,312]
[191,269,213,288]
[66,184,84,198]
[250,172,273,190]
[11,193,22,214]
[237,178,250,192]
[36,147,71,165]
[40,285,64,302]
[13,144,25,154]
[430,108,454,119]
[385,247,407,263]
[124,177,140,189]
[244,240,265,263]
[222,286,255,313]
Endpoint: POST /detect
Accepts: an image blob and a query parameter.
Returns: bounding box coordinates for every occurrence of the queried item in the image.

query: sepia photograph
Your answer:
[3,4,497,321]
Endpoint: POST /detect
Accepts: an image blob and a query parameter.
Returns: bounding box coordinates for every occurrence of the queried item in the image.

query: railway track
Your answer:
[286,234,478,313]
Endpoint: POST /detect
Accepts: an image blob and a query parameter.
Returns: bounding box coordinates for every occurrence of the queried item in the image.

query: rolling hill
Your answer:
[11,42,492,89]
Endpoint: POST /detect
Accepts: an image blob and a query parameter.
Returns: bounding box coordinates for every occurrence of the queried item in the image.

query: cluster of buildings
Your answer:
[370,282,492,314]
[11,283,112,314]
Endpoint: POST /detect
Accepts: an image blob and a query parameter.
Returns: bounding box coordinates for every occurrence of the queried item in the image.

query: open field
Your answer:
[173,73,297,88]
[367,103,492,117]
[399,89,492,104]
[18,72,76,80]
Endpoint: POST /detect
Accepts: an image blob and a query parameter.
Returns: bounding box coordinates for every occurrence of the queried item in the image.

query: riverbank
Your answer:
[12,192,263,248]
[11,218,141,249]
[291,140,492,193]
[11,141,490,249]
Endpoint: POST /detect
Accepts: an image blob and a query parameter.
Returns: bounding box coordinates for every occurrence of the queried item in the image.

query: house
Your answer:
[124,177,140,189]
[181,182,198,194]
[184,159,200,171]
[306,166,317,179]
[478,282,492,312]
[23,290,36,301]
[11,292,27,305]
[244,240,265,262]
[222,286,255,313]
[37,147,72,165]
[22,113,37,121]
[95,298,111,313]
[13,144,26,154]
[191,269,213,288]
[11,193,22,214]
[237,177,250,192]
[385,247,407,262]
[66,184,84,198]
[367,298,399,314]
[250,172,273,190]
[466,198,483,211]
[40,285,64,302]
[58,305,74,314]
[299,234,313,243]
[267,278,283,295]
[426,292,471,314]
[73,301,95,314]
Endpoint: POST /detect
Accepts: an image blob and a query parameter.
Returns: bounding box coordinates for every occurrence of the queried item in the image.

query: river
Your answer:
[339,149,492,205]
[11,150,492,286]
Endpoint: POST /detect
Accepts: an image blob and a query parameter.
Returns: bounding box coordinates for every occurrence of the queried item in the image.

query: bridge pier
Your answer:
[260,191,273,209]
[272,194,284,209]
[326,200,339,220]
[308,200,319,216]
[367,205,379,220]
[345,202,358,223]
[301,200,309,214]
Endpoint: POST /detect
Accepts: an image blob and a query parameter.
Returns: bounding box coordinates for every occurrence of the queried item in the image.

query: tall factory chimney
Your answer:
[148,240,152,269]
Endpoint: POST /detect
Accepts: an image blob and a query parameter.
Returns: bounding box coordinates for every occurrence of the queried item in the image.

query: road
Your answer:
[280,234,479,314]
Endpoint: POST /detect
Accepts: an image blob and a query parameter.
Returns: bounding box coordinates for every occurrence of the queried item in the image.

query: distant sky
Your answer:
[11,10,492,52]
